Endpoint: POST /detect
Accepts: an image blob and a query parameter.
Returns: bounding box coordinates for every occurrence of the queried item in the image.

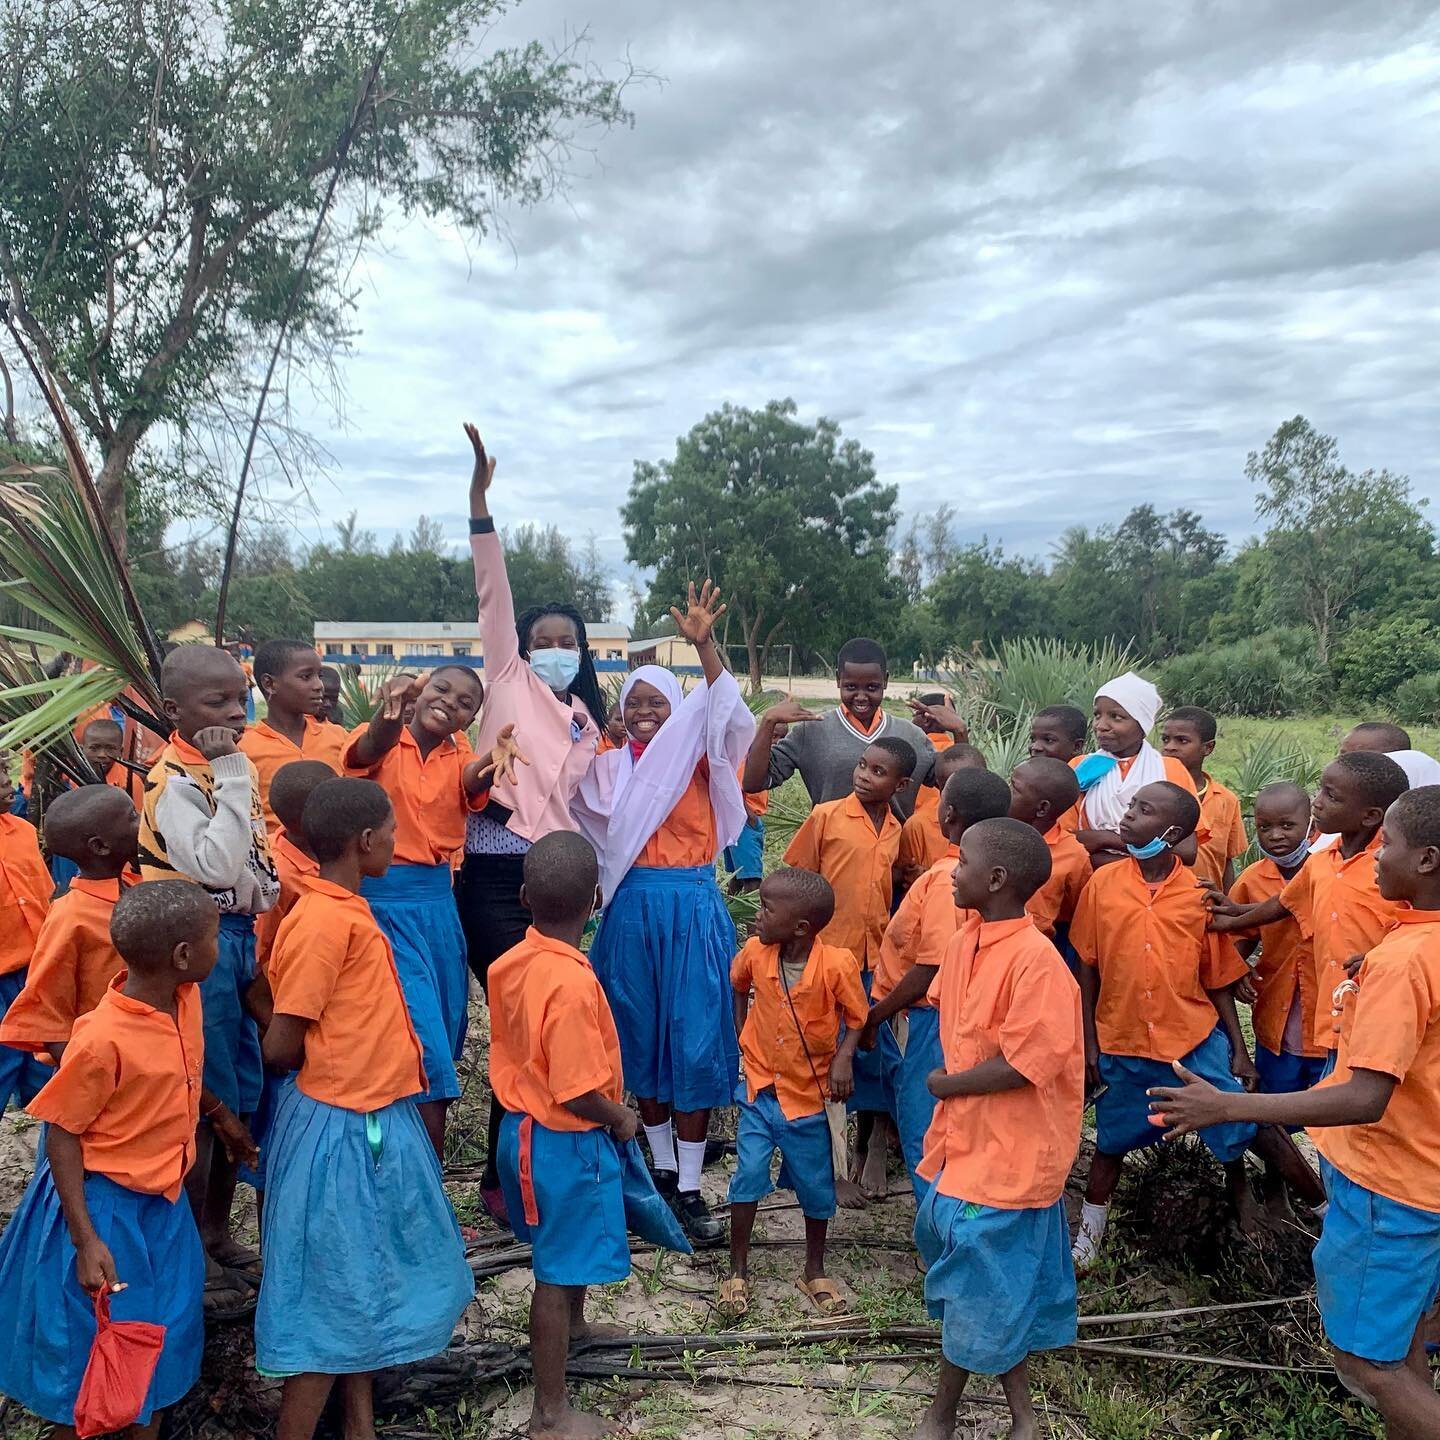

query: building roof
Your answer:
[313,620,630,641]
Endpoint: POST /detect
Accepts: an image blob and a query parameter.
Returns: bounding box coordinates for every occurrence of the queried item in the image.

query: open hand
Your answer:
[380,674,425,722]
[488,723,530,786]
[76,1237,123,1295]
[464,423,497,514]
[763,698,820,729]
[193,726,239,760]
[907,697,968,740]
[1146,1061,1232,1139]
[669,579,726,648]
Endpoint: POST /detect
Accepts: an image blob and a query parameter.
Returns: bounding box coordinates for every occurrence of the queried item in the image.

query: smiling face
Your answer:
[623,679,672,747]
[837,661,886,725]
[410,668,484,739]
[1093,696,1145,758]
[164,650,250,744]
[1254,790,1311,860]
[1118,782,1180,851]
[263,648,324,718]
[1007,761,1046,826]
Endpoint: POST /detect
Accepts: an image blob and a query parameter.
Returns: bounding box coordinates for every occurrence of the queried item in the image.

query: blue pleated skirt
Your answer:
[202,914,264,1114]
[0,967,51,1118]
[360,864,469,1103]
[589,865,738,1112]
[256,1082,472,1375]
[0,1166,203,1425]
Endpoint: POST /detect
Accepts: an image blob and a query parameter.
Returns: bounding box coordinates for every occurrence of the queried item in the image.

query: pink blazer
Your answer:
[470,530,599,843]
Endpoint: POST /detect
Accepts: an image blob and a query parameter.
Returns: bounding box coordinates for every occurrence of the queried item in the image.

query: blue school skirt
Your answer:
[0,968,51,1117]
[361,864,469,1104]
[1095,1026,1255,1163]
[1254,1045,1328,1135]
[0,1166,203,1426]
[201,914,264,1114]
[896,1005,942,1197]
[730,1089,836,1219]
[914,1181,1076,1375]
[590,865,738,1113]
[256,1081,472,1375]
[848,968,895,1116]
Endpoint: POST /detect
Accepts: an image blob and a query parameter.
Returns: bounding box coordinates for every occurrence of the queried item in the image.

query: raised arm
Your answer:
[465,423,521,677]
[669,580,727,687]
[347,675,423,770]
[743,700,818,793]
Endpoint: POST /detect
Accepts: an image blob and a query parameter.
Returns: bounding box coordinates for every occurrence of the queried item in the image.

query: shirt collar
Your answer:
[977,915,1036,946]
[168,734,210,767]
[104,973,178,1017]
[842,790,896,831]
[524,926,592,967]
[1392,905,1440,926]
[304,876,364,903]
[1335,830,1384,870]
[68,875,132,903]
[275,832,320,873]
[837,706,886,740]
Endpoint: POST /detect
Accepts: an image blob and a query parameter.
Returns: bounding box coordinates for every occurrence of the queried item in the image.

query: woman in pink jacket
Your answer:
[459,424,609,1222]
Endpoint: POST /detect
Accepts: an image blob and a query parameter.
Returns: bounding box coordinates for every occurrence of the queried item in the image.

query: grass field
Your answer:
[0,711,1425,1439]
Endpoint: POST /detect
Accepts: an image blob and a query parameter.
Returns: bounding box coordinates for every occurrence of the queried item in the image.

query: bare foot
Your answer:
[860,1137,889,1198]
[1009,1413,1039,1440]
[530,1401,621,1439]
[1264,1186,1296,1226]
[207,1236,261,1270]
[569,1320,630,1348]
[836,1176,870,1210]
[1235,1183,1266,1240]
[912,1400,957,1439]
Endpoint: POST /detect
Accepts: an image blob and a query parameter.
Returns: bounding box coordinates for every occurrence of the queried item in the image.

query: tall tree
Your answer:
[624,400,898,691]
[1248,417,1433,661]
[0,0,632,551]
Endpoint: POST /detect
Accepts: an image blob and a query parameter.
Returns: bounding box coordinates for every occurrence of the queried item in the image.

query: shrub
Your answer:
[944,637,1138,717]
[1394,673,1440,727]
[1158,629,1328,716]
[1331,617,1440,709]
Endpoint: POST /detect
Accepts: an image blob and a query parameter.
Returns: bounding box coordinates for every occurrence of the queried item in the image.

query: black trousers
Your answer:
[455,852,531,998]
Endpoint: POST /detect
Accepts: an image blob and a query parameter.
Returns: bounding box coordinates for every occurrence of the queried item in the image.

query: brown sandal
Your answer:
[717,1276,750,1319]
[795,1274,847,1316]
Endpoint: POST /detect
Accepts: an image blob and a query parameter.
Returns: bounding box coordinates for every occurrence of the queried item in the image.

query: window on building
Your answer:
[452,644,470,657]
[376,643,394,657]
[353,643,369,656]
[606,648,624,660]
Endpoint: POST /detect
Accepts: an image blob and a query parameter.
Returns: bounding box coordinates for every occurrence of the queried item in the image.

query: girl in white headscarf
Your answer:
[573,582,755,1246]
[1074,672,1197,863]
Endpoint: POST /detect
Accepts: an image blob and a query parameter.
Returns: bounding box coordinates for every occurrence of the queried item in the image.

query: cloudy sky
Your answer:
[286,0,1440,618]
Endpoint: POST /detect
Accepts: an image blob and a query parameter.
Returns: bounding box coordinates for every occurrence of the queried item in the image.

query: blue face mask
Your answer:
[528,647,581,693]
[1262,838,1311,869]
[1126,831,1174,861]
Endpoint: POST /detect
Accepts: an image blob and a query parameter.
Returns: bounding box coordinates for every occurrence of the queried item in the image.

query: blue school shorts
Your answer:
[848,967,895,1116]
[722,818,765,881]
[201,914,263,1114]
[729,1089,836,1220]
[1095,1026,1254,1163]
[896,1005,942,1198]
[498,1111,631,1289]
[1254,1045,1328,1097]
[914,1180,1076,1375]
[0,969,51,1117]
[1314,1159,1440,1365]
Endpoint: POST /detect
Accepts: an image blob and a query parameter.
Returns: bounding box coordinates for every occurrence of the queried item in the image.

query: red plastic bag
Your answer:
[73,1289,166,1438]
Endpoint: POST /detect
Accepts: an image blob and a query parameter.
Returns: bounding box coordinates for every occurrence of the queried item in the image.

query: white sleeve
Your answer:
[155,754,255,889]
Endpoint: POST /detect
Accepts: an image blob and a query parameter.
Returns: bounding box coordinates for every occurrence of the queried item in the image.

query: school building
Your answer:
[626,634,703,671]
[312,620,632,672]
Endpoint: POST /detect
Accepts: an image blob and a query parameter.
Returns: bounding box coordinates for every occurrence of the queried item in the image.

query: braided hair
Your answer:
[515,603,609,733]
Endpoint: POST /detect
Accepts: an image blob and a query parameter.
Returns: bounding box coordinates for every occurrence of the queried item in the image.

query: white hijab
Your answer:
[572,664,756,904]
[1081,671,1167,831]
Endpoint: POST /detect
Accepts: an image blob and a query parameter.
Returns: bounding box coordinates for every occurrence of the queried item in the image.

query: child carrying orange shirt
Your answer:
[0,785,138,1066]
[0,767,53,1115]
[897,744,987,892]
[257,777,472,1440]
[240,640,348,838]
[0,881,238,1434]
[1161,706,1248,889]
[865,767,1013,1198]
[912,818,1083,1440]
[1150,784,1440,1439]
[723,868,868,1319]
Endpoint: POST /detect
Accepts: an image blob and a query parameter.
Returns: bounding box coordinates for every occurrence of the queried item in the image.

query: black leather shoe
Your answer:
[652,1168,678,1199]
[672,1189,724,1248]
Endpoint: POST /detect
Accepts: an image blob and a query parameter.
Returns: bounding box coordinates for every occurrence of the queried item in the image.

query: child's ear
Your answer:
[1035,798,1053,823]
[1202,739,1216,759]
[172,940,191,972]
[1418,844,1440,877]
[1362,805,1385,831]
[518,882,530,911]
[989,864,1007,894]
[162,696,180,724]
[358,827,373,856]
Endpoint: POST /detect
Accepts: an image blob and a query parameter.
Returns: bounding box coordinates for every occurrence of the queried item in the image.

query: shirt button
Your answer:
[1144,944,1152,951]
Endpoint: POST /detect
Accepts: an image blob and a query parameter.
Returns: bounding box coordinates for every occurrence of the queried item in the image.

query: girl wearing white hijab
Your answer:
[1074,672,1197,861]
[574,582,755,1246]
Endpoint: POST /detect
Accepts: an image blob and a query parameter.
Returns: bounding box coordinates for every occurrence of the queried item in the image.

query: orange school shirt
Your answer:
[637,761,719,869]
[918,915,1083,1208]
[27,977,203,1201]
[0,876,134,1053]
[732,937,868,1120]
[269,880,426,1112]
[342,723,483,866]
[1071,856,1248,1061]
[873,850,964,1007]
[0,814,51,975]
[898,798,948,879]
[240,716,348,836]
[1311,909,1440,1213]
[784,794,901,972]
[1026,825,1091,938]
[255,832,321,975]
[1230,858,1320,1060]
[1195,775,1247,887]
[488,927,624,1132]
[1280,832,1399,1052]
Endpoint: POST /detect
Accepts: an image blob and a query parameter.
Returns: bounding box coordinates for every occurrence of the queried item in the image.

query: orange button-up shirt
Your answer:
[873,850,964,1007]
[732,937,868,1119]
[270,880,427,1112]
[637,762,719,868]
[1311,909,1440,1213]
[488,928,624,1132]
[1231,857,1320,1059]
[28,978,203,1200]
[1195,775,1247,887]
[784,793,901,971]
[255,831,321,974]
[343,724,483,866]
[918,915,1083,1208]
[1026,825,1091,938]
[0,814,51,976]
[898,799,948,878]
[1072,856,1248,1060]
[0,876,134,1052]
[240,716,347,837]
[1280,832,1399,1052]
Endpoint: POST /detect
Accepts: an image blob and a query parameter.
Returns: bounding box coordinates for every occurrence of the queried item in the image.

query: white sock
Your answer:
[677,1139,706,1195]
[643,1121,676,1173]
[1072,1200,1109,1266]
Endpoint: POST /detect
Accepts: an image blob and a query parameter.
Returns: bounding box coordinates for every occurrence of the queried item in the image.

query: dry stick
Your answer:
[1070,1340,1328,1375]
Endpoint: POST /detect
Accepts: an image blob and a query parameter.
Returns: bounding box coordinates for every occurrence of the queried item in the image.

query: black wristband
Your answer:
[468,515,495,535]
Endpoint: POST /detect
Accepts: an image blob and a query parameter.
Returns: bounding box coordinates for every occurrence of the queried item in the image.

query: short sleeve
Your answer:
[885,886,924,962]
[783,810,823,873]
[1279,864,1314,939]
[1069,878,1101,968]
[1227,803,1248,858]
[28,1032,118,1134]
[271,917,347,1021]
[1343,953,1433,1081]
[731,941,756,993]
[340,723,377,777]
[998,953,1081,1087]
[898,817,926,870]
[540,981,618,1106]
[830,952,870,1030]
[1199,931,1249,991]
[8,924,82,1042]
